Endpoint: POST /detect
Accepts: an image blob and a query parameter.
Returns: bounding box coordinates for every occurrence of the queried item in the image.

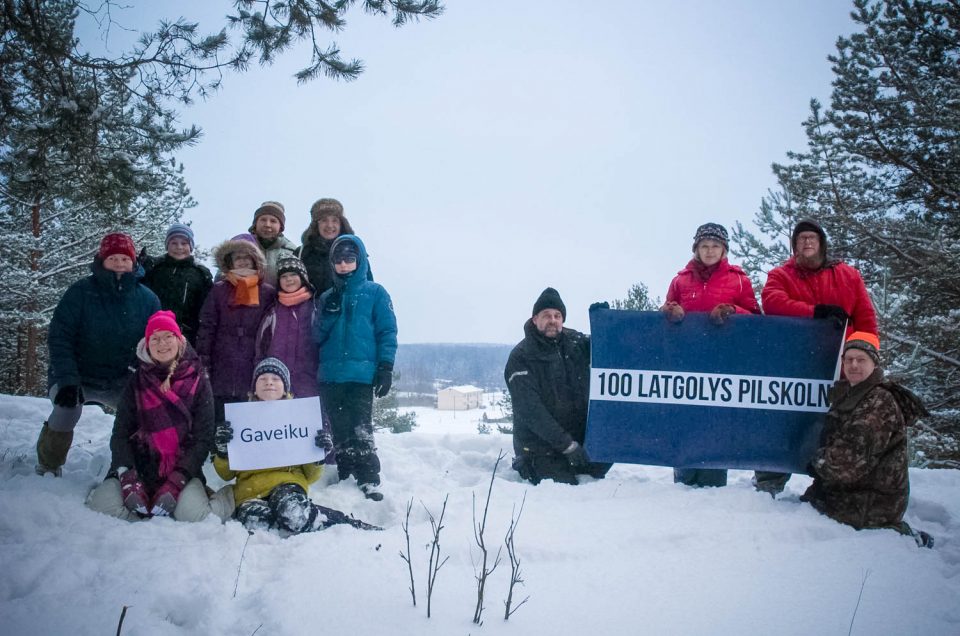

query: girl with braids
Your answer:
[86,311,216,522]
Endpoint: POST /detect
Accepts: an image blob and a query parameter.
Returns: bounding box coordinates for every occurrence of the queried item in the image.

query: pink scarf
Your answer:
[134,347,202,477]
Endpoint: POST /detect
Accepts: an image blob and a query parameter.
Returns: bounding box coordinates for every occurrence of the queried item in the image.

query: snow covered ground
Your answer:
[1,394,958,635]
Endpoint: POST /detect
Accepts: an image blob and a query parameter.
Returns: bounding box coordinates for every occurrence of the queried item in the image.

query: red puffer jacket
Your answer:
[761,258,877,335]
[666,258,761,314]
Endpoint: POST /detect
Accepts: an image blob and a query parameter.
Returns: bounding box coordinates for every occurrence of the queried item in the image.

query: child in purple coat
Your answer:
[196,234,276,424]
[256,257,334,466]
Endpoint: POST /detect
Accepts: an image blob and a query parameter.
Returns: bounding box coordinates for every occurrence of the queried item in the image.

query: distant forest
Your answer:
[395,343,512,393]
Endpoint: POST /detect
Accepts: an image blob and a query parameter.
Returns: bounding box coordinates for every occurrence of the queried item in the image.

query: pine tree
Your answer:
[0,0,445,394]
[0,1,199,393]
[611,282,662,311]
[732,0,960,466]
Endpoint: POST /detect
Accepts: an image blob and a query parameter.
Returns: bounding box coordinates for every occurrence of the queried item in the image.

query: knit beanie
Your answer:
[165,223,195,250]
[791,218,827,252]
[844,331,881,366]
[145,310,183,342]
[692,222,729,251]
[231,233,259,245]
[331,240,360,263]
[277,256,313,291]
[98,233,137,261]
[310,198,344,222]
[253,357,291,394]
[532,287,566,320]
[251,201,286,232]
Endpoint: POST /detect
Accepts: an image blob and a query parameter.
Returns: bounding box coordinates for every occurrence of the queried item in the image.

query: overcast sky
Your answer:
[93,2,856,344]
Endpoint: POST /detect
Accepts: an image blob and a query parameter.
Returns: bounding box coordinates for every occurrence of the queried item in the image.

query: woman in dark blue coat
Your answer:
[37,233,160,476]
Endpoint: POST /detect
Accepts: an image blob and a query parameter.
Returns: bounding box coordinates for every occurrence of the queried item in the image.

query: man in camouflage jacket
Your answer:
[801,333,927,530]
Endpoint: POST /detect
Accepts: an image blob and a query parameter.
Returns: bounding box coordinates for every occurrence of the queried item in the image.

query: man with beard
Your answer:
[505,287,611,485]
[756,218,878,495]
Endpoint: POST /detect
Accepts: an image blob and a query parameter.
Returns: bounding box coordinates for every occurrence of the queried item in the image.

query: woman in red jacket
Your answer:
[660,222,761,487]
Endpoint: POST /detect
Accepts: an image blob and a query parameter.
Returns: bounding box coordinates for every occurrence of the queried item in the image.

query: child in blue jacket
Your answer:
[313,235,397,501]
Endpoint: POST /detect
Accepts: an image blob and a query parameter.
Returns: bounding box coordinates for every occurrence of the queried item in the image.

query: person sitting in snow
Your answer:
[86,311,215,522]
[505,287,611,485]
[313,235,397,501]
[37,232,160,477]
[213,357,377,533]
[800,332,932,547]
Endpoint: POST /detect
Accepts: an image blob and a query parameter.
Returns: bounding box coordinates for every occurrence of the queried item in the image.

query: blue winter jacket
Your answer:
[313,235,397,384]
[48,259,161,390]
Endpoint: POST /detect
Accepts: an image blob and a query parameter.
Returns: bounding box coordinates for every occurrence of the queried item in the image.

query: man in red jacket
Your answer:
[755,218,879,495]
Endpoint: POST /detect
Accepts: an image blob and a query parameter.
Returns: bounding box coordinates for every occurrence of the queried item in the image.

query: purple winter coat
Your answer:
[256,297,320,397]
[197,280,277,398]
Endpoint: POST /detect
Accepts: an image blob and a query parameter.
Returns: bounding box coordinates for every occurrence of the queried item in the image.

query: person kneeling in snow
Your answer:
[506,287,611,485]
[213,357,378,533]
[86,311,214,522]
[800,332,933,547]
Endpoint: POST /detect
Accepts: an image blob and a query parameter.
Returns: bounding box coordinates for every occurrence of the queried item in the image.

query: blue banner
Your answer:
[584,310,845,473]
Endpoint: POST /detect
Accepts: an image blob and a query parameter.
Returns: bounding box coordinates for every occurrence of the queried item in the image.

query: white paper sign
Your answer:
[224,398,325,470]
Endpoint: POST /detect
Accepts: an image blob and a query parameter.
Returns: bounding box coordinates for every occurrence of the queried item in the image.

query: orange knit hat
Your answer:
[844,331,880,364]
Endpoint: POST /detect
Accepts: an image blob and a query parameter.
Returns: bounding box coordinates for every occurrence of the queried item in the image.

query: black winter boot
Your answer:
[35,422,73,477]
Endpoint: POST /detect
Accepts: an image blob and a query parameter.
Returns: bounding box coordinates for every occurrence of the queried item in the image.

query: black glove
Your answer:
[214,421,233,459]
[322,291,342,314]
[589,301,610,312]
[813,304,848,325]
[563,441,591,470]
[315,428,334,454]
[53,385,83,408]
[373,362,393,398]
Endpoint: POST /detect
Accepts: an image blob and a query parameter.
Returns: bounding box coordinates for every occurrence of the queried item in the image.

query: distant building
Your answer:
[437,385,484,411]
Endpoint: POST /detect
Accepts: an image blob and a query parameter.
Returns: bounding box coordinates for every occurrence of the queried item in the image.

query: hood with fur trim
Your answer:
[213,236,267,274]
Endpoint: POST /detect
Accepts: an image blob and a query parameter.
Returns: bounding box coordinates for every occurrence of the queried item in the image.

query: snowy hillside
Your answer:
[1,394,958,635]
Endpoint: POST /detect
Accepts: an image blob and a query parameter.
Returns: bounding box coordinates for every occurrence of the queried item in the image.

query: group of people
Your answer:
[507,219,930,545]
[37,198,396,533]
[36,204,930,545]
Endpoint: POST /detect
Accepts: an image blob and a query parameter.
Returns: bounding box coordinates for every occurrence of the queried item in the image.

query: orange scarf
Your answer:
[225,271,260,306]
[279,287,313,307]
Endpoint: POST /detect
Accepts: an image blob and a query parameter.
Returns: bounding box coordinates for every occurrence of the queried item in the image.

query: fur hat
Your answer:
[532,287,566,320]
[303,198,355,243]
[310,198,343,222]
[165,223,195,250]
[844,331,881,366]
[692,222,729,251]
[792,218,827,252]
[213,234,266,273]
[276,256,313,291]
[250,200,286,233]
[98,233,137,261]
[145,310,183,342]
[252,356,291,394]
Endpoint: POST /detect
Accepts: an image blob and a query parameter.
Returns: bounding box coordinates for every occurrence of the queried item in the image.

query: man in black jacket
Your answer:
[505,287,611,485]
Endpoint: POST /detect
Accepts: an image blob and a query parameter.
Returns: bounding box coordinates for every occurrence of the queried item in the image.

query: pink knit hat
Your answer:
[145,310,183,341]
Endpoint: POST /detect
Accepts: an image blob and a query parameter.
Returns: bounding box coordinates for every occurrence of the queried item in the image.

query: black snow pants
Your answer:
[320,382,381,487]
